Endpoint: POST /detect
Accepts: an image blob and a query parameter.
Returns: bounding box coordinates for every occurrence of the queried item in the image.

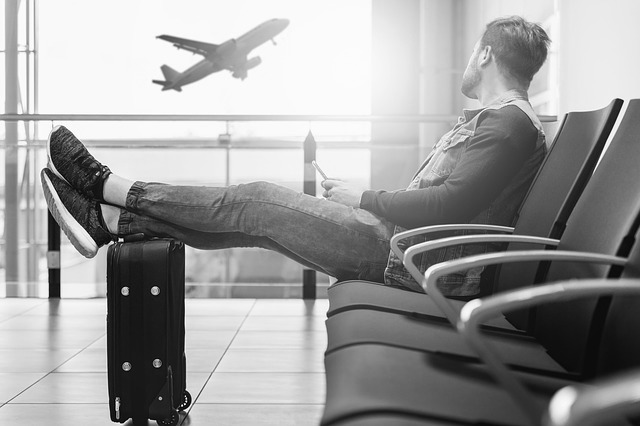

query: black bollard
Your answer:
[302,130,317,300]
[48,212,61,298]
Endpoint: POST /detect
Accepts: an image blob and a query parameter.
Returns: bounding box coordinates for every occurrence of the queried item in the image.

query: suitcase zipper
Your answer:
[109,244,124,421]
[115,396,121,420]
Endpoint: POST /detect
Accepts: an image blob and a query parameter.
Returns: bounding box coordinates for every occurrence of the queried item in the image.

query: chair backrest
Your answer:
[529,99,640,374]
[515,99,623,240]
[495,99,623,322]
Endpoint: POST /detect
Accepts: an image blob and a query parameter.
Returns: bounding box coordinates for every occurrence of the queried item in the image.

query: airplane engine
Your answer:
[232,57,262,80]
[232,69,248,80]
[216,38,237,55]
[245,56,262,70]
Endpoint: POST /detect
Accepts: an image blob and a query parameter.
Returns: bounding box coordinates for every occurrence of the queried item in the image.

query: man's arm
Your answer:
[359,106,539,229]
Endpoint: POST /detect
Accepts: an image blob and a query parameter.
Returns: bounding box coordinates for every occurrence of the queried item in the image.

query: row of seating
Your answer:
[321,98,640,425]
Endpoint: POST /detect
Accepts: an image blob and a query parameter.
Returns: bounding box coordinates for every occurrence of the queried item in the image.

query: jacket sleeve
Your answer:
[359,105,539,229]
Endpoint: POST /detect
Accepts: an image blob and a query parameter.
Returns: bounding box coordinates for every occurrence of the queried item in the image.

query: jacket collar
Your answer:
[461,89,529,122]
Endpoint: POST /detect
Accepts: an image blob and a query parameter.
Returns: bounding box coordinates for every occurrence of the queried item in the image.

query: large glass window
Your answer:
[38,0,371,116]
[2,0,372,297]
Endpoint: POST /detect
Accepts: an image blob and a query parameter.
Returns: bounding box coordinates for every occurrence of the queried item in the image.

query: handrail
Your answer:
[0,113,558,122]
[0,138,374,150]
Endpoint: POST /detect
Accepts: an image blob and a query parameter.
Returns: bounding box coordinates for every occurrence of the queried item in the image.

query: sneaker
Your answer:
[41,168,115,258]
[47,125,111,202]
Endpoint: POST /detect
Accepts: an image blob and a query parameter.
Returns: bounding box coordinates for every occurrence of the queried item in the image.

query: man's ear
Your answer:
[478,45,492,68]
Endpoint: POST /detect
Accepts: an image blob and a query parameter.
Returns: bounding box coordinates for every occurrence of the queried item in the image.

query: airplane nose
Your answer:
[279,19,290,29]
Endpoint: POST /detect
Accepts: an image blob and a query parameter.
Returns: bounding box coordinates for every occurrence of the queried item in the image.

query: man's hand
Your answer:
[321,179,363,208]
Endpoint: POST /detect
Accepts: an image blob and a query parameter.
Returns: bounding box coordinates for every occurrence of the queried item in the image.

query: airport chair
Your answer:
[323,373,640,426]
[322,277,640,426]
[326,99,623,321]
[322,100,640,425]
[325,203,640,424]
[543,368,640,426]
[323,368,640,426]
[458,276,640,425]
[323,99,640,372]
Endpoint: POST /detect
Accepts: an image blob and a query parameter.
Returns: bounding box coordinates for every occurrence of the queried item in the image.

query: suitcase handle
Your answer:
[120,233,148,243]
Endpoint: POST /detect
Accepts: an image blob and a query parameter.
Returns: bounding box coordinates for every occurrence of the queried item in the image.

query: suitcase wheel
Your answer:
[156,409,179,426]
[178,390,192,411]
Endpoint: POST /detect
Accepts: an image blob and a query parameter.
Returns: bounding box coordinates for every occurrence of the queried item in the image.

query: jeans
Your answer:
[116,181,395,282]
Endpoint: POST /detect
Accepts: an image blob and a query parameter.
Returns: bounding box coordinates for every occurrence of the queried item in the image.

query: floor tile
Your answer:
[184,372,212,401]
[250,299,329,316]
[186,330,238,349]
[0,299,46,322]
[186,403,324,426]
[0,314,106,331]
[216,349,324,373]
[11,372,108,403]
[198,372,326,404]
[54,348,107,373]
[230,330,327,349]
[0,404,118,425]
[185,299,255,316]
[0,349,79,373]
[185,315,246,331]
[24,299,107,316]
[0,329,105,350]
[185,349,226,373]
[0,373,47,403]
[0,297,327,425]
[87,335,107,349]
[241,315,326,331]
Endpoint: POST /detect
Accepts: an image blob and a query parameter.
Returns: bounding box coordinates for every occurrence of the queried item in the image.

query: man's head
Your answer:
[461,16,550,99]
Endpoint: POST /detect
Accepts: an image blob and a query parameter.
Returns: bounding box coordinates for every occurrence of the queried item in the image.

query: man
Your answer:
[42,16,550,296]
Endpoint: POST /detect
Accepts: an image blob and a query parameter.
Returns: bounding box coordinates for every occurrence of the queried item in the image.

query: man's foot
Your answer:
[41,168,115,258]
[47,125,111,202]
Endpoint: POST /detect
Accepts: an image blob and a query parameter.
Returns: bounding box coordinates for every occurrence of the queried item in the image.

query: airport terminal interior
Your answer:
[2,0,640,425]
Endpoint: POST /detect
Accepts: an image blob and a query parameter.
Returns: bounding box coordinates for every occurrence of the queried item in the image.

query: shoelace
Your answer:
[65,187,107,241]
[65,154,110,199]
[73,156,105,182]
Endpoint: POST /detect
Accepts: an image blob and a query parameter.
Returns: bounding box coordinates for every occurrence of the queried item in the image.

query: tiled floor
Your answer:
[0,297,328,425]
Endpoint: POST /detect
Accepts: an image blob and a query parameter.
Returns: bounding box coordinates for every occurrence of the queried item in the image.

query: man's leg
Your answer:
[115,180,394,281]
[45,126,394,282]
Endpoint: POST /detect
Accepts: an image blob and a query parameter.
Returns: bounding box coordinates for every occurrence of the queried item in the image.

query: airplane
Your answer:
[152,18,289,91]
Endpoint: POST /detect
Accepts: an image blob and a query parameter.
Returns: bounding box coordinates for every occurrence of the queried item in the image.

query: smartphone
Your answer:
[312,160,329,180]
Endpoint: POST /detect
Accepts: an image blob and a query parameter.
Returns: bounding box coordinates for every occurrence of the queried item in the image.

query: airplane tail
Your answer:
[152,65,182,91]
[160,64,180,82]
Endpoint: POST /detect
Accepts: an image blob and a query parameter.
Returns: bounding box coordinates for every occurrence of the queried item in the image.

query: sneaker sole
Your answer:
[47,125,70,185]
[41,169,99,259]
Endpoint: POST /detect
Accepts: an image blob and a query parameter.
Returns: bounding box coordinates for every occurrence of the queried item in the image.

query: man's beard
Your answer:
[461,60,480,99]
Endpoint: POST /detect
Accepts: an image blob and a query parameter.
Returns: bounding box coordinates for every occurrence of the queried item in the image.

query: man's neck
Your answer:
[476,82,524,107]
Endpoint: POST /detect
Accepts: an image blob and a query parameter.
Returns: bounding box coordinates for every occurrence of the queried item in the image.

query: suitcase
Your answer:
[106,237,191,426]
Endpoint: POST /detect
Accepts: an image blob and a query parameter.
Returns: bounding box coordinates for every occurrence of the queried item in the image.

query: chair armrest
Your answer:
[389,224,515,260]
[402,233,559,286]
[457,277,638,426]
[459,278,637,331]
[423,249,624,325]
[545,367,640,426]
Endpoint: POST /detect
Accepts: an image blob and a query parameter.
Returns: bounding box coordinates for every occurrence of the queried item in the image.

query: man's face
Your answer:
[461,41,482,99]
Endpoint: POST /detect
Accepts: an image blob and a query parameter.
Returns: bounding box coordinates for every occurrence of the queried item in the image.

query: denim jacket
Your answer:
[383,90,547,295]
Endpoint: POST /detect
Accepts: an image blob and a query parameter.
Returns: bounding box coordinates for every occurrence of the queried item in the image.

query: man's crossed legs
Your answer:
[41,126,394,282]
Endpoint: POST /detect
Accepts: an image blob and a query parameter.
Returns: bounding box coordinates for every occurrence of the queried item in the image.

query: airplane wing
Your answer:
[156,35,218,56]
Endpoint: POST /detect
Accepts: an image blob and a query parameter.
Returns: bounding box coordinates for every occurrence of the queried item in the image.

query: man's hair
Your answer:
[480,16,551,87]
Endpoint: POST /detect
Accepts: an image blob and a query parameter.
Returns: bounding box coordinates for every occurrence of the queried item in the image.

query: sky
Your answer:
[37,0,372,117]
[4,0,374,185]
